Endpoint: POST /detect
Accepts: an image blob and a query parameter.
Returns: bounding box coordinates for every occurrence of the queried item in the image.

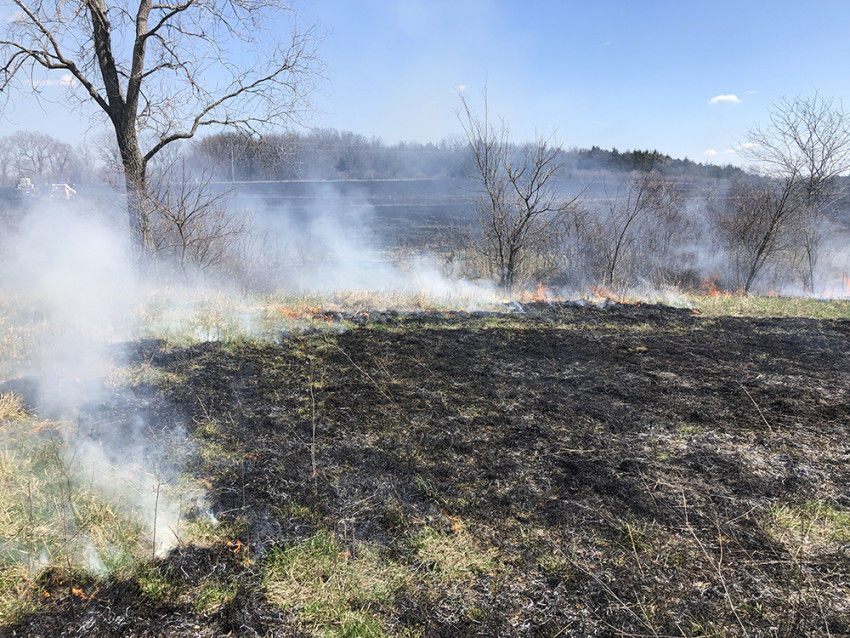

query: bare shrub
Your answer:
[146,160,247,279]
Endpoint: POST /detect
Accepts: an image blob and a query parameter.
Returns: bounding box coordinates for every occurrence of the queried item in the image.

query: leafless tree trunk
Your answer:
[458,90,581,294]
[1,0,320,263]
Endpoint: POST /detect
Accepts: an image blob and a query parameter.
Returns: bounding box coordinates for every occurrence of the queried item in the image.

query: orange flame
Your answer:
[701,274,722,297]
[588,285,636,304]
[279,305,336,322]
[520,283,554,303]
[440,509,462,535]
[227,539,243,554]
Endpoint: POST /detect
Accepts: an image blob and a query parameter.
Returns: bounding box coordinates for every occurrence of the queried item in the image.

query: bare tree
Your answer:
[742,93,850,290]
[458,90,581,293]
[1,1,320,261]
[590,170,674,289]
[1,131,80,183]
[714,177,801,294]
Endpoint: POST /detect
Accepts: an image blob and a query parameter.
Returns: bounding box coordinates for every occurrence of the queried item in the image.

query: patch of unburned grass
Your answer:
[194,577,239,614]
[0,563,41,626]
[263,531,409,638]
[132,563,175,603]
[766,500,850,556]
[690,295,850,319]
[413,524,499,584]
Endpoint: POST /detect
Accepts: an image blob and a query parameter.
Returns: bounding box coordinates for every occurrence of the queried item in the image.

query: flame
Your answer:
[72,587,91,600]
[588,285,636,304]
[440,509,462,535]
[227,539,243,554]
[520,283,554,303]
[813,274,850,299]
[278,305,334,322]
[34,420,58,434]
[700,274,732,298]
[278,306,300,320]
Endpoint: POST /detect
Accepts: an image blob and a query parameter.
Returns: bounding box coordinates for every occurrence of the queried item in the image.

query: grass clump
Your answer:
[0,395,193,622]
[194,577,239,614]
[132,563,175,603]
[413,523,499,584]
[263,530,407,638]
[0,563,41,626]
[766,500,850,555]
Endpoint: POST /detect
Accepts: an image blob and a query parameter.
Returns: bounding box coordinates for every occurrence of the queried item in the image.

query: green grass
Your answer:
[263,531,409,638]
[689,295,850,319]
[0,391,204,623]
[766,500,850,555]
[194,577,239,614]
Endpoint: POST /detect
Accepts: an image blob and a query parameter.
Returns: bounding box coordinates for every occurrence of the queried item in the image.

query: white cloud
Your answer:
[734,142,759,150]
[28,72,75,88]
[709,94,741,105]
[454,84,467,93]
[723,149,736,154]
[704,149,718,156]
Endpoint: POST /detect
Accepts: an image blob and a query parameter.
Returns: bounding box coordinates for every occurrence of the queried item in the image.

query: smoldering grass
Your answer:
[0,562,41,626]
[134,287,505,345]
[0,397,208,622]
[0,293,51,378]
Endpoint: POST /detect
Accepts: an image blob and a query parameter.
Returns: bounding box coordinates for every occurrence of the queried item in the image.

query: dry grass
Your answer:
[412,523,499,585]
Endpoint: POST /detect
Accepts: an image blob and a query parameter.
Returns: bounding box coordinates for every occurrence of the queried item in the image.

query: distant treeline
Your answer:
[185,130,746,183]
[0,127,746,188]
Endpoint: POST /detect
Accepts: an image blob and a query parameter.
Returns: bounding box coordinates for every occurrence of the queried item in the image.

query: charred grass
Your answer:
[2,300,850,636]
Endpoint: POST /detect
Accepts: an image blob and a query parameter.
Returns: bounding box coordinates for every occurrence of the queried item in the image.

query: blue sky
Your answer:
[5,0,850,165]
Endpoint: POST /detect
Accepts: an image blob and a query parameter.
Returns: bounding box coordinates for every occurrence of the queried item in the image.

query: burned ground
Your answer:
[5,302,850,637]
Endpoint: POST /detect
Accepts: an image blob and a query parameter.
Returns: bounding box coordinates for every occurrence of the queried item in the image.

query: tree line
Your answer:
[0,127,744,188]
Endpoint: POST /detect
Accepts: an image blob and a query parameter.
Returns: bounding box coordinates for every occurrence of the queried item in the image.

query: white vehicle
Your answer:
[15,176,35,193]
[50,183,77,199]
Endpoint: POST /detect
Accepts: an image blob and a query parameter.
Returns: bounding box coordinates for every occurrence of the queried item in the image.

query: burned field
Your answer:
[5,301,850,637]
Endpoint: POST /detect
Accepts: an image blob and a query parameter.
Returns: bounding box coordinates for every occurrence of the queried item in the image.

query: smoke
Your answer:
[238,183,500,305]
[0,201,198,561]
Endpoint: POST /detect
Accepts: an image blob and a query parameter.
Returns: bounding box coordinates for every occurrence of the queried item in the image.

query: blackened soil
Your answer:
[7,302,850,637]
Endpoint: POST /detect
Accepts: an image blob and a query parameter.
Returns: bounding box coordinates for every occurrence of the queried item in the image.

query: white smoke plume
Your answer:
[0,201,196,559]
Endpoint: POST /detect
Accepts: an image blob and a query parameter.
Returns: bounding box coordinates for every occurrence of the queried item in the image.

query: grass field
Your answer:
[0,292,848,636]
